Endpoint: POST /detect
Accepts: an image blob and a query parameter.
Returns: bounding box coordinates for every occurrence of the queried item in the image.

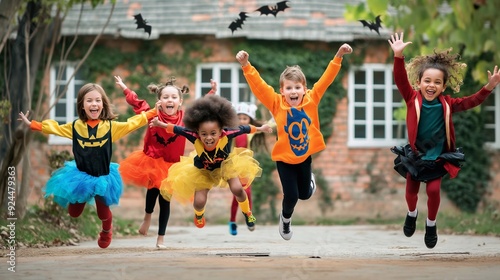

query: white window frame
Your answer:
[484,87,500,149]
[48,64,84,145]
[196,63,254,104]
[347,64,406,147]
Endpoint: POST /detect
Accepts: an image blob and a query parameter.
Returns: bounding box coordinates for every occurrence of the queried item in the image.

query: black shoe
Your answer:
[243,211,256,231]
[403,213,418,237]
[424,224,438,249]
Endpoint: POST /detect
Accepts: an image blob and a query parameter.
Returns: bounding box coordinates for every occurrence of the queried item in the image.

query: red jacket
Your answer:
[393,56,493,177]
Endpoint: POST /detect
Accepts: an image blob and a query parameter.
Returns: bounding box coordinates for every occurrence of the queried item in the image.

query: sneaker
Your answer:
[279,214,293,240]
[243,211,256,231]
[97,229,112,249]
[194,214,206,228]
[403,212,418,237]
[424,224,438,249]
[229,221,238,235]
[309,172,317,197]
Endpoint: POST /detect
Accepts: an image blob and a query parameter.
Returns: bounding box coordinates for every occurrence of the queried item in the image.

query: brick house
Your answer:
[28,0,500,222]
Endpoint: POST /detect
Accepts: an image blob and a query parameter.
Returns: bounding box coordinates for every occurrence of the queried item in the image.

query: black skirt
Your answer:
[391,144,465,182]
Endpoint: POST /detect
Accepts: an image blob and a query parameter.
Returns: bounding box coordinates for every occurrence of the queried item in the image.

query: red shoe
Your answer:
[194,214,206,228]
[97,229,112,248]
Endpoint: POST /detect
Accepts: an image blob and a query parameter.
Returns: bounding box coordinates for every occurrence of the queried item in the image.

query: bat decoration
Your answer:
[134,13,152,38]
[359,15,382,35]
[153,132,167,146]
[256,1,290,17]
[228,12,249,34]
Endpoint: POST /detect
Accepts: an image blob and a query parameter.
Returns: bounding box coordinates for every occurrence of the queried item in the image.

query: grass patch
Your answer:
[0,199,139,249]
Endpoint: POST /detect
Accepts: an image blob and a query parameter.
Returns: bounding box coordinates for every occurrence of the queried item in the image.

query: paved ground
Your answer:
[3,225,500,280]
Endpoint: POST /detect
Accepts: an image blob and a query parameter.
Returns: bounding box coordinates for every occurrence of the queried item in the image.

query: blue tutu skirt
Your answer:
[43,160,123,208]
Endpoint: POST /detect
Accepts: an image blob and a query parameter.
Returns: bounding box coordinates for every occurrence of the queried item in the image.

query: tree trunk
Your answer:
[0,0,48,216]
[0,0,22,53]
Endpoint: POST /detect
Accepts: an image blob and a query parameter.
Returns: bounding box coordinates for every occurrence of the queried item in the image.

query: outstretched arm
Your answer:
[388,32,412,58]
[18,111,31,126]
[335,43,353,58]
[485,65,500,91]
[115,75,151,113]
[256,124,273,133]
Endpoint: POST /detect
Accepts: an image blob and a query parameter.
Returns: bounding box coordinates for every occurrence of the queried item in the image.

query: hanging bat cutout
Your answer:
[359,15,382,35]
[228,12,249,34]
[256,1,290,17]
[134,13,152,38]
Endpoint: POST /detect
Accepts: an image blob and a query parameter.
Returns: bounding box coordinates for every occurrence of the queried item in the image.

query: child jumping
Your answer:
[150,94,272,229]
[18,83,156,248]
[388,32,499,248]
[114,76,216,248]
[236,43,353,240]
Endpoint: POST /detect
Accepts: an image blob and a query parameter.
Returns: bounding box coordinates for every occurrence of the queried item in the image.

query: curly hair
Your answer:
[147,76,189,99]
[183,95,239,131]
[406,48,467,93]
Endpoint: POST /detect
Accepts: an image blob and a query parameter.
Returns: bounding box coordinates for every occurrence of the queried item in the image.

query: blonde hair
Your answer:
[406,48,467,93]
[279,65,307,88]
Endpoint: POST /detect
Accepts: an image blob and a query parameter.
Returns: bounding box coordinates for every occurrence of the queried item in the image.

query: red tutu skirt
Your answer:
[119,150,174,189]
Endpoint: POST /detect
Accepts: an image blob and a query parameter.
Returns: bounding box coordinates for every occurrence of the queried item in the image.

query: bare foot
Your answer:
[138,213,152,236]
[156,235,165,249]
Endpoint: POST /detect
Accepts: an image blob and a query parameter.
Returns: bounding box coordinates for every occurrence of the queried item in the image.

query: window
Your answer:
[348,64,406,147]
[484,87,500,148]
[48,64,85,145]
[196,63,253,103]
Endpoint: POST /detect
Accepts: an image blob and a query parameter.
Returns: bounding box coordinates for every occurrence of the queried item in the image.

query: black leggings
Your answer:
[145,188,170,236]
[276,156,313,219]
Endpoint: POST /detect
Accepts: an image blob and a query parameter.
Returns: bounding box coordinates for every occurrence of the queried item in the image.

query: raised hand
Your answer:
[236,50,249,67]
[335,43,353,58]
[18,111,31,126]
[388,32,412,58]
[210,79,217,93]
[114,76,127,90]
[486,65,500,91]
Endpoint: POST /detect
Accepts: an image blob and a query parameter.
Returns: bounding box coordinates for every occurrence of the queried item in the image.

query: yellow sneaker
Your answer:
[243,211,256,231]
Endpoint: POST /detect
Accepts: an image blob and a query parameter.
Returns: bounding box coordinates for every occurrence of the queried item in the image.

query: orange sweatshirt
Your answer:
[241,56,343,164]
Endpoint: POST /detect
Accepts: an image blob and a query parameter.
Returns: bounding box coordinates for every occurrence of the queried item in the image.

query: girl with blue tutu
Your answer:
[114,75,216,249]
[18,83,156,248]
[150,94,273,229]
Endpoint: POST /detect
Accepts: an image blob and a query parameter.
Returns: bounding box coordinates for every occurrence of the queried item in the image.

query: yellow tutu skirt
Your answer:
[119,150,174,189]
[160,148,262,204]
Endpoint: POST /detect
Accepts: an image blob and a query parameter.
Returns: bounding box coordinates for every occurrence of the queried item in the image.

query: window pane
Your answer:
[55,67,67,80]
[484,128,495,142]
[220,87,231,100]
[354,107,366,120]
[354,70,365,84]
[56,85,67,99]
[239,87,251,102]
[373,71,384,84]
[55,103,66,117]
[393,124,406,139]
[354,89,366,102]
[373,125,385,138]
[393,89,402,102]
[374,89,385,102]
[239,69,245,82]
[201,87,212,96]
[201,69,212,82]
[221,69,231,83]
[354,125,366,138]
[484,110,495,124]
[373,107,385,120]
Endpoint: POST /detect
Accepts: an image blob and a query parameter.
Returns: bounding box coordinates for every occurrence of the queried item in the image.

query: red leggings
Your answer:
[405,173,441,221]
[230,186,252,222]
[68,196,112,231]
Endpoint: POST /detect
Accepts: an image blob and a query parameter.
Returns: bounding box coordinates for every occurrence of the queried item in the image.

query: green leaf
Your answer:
[367,0,388,15]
